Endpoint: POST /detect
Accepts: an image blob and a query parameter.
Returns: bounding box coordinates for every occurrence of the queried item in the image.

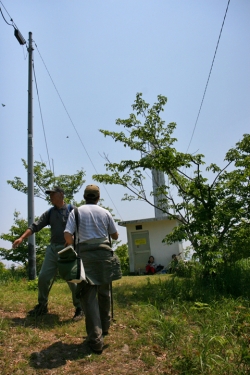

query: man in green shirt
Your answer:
[12,186,83,320]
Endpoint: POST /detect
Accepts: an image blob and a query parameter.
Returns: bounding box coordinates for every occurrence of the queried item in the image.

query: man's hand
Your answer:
[64,231,74,245]
[12,238,23,249]
[110,232,119,240]
[12,229,32,249]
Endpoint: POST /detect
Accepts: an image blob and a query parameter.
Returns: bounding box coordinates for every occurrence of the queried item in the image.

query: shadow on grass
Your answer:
[11,313,75,329]
[29,340,109,369]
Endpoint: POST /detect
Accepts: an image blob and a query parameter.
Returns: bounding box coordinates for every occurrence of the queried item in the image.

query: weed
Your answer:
[27,278,39,291]
[1,269,250,374]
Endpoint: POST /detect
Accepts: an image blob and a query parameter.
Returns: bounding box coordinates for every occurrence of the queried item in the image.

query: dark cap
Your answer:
[45,186,64,194]
[84,184,100,199]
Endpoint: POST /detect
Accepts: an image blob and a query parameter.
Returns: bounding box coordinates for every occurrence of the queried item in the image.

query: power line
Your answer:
[0,2,26,48]
[0,1,12,20]
[32,58,52,172]
[34,42,123,220]
[0,0,123,219]
[186,0,231,153]
[0,6,12,26]
[0,1,24,34]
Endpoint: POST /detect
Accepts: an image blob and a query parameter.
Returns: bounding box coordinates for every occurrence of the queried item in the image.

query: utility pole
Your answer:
[27,31,36,280]
[1,9,36,278]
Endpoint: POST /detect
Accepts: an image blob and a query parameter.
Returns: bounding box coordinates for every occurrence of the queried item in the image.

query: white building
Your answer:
[118,160,183,274]
[118,215,183,274]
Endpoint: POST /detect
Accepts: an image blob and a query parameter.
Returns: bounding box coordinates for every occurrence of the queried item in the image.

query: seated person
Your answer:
[145,256,157,275]
[169,254,179,273]
[155,264,165,273]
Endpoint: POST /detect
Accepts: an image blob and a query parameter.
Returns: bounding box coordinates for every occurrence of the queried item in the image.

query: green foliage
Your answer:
[115,243,129,275]
[0,261,7,274]
[174,259,195,278]
[27,278,38,290]
[0,211,50,272]
[94,93,250,272]
[1,160,86,272]
[0,263,28,284]
[1,268,250,374]
[7,159,85,203]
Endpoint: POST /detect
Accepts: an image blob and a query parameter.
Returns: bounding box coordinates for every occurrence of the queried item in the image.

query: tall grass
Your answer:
[114,260,250,374]
[0,260,250,374]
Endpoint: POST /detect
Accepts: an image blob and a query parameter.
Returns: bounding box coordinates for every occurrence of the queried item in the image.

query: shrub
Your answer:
[115,244,130,275]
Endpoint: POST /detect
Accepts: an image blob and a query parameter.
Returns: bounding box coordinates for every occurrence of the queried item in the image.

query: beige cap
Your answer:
[84,184,100,199]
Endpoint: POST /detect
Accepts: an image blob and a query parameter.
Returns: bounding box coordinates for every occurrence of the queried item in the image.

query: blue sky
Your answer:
[1,0,250,266]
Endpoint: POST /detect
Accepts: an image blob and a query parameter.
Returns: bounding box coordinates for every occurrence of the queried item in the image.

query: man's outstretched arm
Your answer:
[12,229,33,249]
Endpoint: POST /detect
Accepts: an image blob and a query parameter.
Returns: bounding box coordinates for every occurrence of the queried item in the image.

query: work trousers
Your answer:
[38,243,81,308]
[79,282,111,351]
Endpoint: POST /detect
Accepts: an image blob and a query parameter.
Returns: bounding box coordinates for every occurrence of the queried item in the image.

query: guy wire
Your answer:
[186,0,231,153]
[34,42,123,220]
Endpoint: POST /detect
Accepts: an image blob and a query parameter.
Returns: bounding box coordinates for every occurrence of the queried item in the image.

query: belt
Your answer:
[80,237,109,245]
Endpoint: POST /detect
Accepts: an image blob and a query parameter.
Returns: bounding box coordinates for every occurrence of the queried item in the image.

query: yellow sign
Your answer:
[135,238,147,246]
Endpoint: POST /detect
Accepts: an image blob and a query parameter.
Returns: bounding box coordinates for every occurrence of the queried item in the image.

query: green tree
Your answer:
[115,243,129,275]
[0,160,86,271]
[7,159,85,203]
[93,93,250,272]
[0,211,50,272]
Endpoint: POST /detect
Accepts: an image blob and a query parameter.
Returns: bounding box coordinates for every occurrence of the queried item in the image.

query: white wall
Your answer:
[122,218,182,272]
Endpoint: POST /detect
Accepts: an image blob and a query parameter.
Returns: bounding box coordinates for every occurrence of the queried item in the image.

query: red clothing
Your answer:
[145,265,156,274]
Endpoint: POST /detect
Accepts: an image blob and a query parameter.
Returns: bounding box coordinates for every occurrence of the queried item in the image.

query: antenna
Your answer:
[150,144,167,218]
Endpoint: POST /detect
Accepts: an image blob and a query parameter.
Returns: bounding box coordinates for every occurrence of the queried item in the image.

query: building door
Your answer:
[131,231,151,273]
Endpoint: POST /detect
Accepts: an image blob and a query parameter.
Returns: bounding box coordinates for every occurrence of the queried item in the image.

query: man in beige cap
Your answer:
[64,184,122,354]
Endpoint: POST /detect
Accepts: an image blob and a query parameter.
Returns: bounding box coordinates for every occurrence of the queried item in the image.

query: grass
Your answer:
[0,272,250,374]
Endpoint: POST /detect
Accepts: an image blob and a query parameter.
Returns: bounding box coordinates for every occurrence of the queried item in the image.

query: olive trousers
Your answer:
[79,282,110,351]
[38,243,81,308]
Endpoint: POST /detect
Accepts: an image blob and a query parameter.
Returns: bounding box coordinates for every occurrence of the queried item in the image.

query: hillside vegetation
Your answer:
[0,266,250,374]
